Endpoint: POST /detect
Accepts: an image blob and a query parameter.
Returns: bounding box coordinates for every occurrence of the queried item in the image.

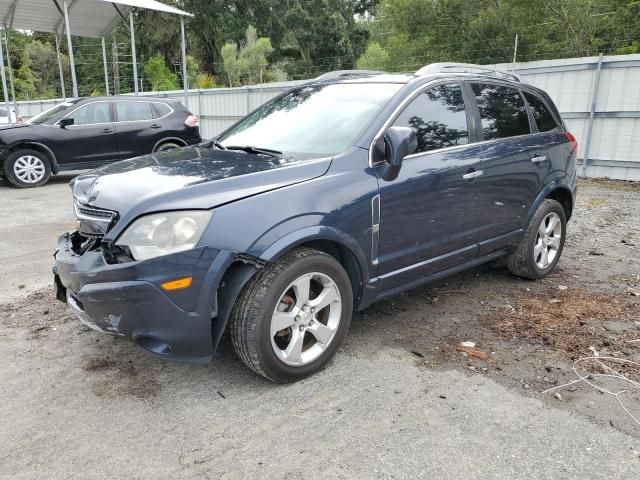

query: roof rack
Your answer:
[415,63,521,82]
[314,70,385,81]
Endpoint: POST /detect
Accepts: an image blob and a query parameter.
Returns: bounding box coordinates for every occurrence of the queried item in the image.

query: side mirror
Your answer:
[59,118,74,128]
[381,126,417,181]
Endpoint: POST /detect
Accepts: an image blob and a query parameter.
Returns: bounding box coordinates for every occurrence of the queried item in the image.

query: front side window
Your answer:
[66,102,111,125]
[218,82,402,156]
[471,83,530,140]
[29,100,81,125]
[523,91,560,133]
[391,83,469,153]
[115,101,154,122]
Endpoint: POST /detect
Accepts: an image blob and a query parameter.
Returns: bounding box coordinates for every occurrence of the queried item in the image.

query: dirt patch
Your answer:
[0,291,72,336]
[82,357,162,400]
[485,288,639,359]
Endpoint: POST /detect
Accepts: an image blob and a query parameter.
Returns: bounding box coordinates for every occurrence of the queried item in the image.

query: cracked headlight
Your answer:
[115,210,213,261]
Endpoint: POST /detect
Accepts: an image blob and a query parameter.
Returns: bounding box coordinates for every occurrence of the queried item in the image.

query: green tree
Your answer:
[221,43,247,87]
[143,54,179,91]
[241,26,274,84]
[356,42,390,70]
[221,25,274,86]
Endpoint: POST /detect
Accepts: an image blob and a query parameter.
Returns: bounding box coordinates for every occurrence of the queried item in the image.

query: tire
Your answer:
[3,149,52,188]
[230,247,353,382]
[507,199,567,279]
[154,141,182,152]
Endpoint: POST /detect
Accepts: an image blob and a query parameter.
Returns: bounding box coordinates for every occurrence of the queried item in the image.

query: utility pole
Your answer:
[112,34,120,94]
[512,34,518,69]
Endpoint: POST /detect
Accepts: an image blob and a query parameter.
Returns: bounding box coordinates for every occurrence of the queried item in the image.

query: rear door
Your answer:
[54,101,117,167]
[375,82,488,291]
[113,101,165,159]
[468,82,548,250]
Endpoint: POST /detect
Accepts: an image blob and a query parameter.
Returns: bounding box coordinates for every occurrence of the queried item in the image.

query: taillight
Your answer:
[184,114,199,128]
[564,131,578,153]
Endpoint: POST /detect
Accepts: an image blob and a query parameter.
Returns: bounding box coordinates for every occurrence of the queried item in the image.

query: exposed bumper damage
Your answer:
[53,231,241,363]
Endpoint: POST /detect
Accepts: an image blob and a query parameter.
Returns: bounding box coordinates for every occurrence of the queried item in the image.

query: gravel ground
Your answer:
[1,176,640,479]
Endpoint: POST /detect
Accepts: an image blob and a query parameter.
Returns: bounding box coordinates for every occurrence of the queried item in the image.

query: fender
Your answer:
[259,225,372,284]
[152,136,188,152]
[8,141,60,174]
[524,178,574,227]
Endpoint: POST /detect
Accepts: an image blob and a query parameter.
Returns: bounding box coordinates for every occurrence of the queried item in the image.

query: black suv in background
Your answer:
[0,96,201,187]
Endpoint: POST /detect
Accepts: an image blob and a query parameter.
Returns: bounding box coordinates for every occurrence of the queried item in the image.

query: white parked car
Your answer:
[0,107,22,125]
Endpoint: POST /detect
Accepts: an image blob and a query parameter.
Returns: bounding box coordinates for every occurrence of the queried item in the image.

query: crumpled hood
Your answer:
[71,145,331,221]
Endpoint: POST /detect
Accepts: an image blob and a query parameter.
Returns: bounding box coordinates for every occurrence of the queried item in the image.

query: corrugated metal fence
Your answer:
[16,54,640,180]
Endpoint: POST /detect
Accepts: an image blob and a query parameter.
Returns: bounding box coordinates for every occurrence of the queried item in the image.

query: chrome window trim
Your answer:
[56,99,173,127]
[368,79,469,167]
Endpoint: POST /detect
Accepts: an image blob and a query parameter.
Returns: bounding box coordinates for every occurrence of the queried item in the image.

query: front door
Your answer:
[375,82,488,291]
[55,101,117,167]
[114,100,165,159]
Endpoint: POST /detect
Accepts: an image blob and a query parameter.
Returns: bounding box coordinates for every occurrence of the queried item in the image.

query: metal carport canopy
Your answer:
[1,0,192,38]
[0,0,193,125]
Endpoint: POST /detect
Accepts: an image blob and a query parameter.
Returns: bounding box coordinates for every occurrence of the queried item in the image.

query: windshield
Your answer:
[218,82,403,156]
[29,100,81,125]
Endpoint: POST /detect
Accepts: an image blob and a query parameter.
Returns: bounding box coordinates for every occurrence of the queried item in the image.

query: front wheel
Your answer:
[4,149,52,188]
[230,247,353,382]
[507,199,566,279]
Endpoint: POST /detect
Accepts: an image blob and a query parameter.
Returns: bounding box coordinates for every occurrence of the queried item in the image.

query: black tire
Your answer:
[3,149,52,188]
[507,199,567,279]
[154,141,182,152]
[230,247,353,382]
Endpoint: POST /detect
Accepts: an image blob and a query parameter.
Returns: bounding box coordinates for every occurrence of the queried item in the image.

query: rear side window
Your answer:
[115,101,154,122]
[471,83,530,140]
[154,103,171,117]
[66,102,111,125]
[523,91,560,132]
[391,83,469,153]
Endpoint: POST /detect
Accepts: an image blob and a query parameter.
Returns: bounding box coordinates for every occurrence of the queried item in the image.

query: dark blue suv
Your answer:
[53,64,577,382]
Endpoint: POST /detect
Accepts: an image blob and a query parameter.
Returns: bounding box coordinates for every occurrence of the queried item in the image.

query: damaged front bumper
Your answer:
[53,232,236,363]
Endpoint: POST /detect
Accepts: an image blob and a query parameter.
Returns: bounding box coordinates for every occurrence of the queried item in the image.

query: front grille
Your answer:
[73,200,116,222]
[73,199,118,236]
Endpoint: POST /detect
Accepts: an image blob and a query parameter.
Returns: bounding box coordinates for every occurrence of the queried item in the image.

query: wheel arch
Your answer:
[6,141,59,173]
[258,227,370,311]
[546,186,573,220]
[525,181,574,228]
[152,137,187,152]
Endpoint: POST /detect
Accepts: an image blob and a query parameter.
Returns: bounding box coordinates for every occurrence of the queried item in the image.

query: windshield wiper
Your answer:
[225,145,283,158]
[204,139,227,150]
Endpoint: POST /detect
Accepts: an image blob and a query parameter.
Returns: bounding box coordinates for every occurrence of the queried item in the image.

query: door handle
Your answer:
[150,123,162,129]
[531,155,548,163]
[101,128,114,134]
[462,170,484,181]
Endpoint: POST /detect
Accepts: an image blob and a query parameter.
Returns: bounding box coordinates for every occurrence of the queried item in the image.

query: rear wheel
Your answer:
[230,247,353,382]
[4,149,51,188]
[154,141,182,153]
[507,199,566,279]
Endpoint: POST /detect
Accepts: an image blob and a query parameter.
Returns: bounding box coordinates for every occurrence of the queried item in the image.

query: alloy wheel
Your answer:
[534,212,562,269]
[270,272,342,366]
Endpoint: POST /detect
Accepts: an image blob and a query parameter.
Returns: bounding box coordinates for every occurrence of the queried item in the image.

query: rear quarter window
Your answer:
[523,91,560,132]
[154,103,172,117]
[471,83,531,140]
